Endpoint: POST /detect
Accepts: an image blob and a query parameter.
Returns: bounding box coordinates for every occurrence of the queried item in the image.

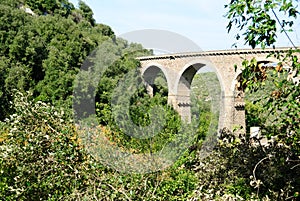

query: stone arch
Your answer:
[177,59,226,94]
[141,64,169,98]
[177,63,204,97]
[174,59,224,123]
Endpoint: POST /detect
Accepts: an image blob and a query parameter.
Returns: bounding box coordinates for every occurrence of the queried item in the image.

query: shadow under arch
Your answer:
[177,59,226,93]
[141,63,169,98]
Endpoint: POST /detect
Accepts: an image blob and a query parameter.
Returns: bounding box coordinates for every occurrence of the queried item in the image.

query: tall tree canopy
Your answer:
[0,0,116,120]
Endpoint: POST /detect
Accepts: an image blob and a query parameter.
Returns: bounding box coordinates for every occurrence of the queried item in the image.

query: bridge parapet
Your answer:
[138,47,296,61]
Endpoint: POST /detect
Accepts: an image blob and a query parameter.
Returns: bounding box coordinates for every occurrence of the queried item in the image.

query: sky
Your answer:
[69,0,300,51]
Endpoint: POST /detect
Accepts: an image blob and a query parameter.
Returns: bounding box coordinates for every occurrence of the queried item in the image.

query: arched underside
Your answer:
[143,65,163,84]
[177,63,205,97]
[175,63,223,124]
[142,65,168,97]
[141,62,225,126]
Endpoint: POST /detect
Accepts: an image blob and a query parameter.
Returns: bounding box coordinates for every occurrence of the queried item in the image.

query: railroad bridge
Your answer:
[138,47,296,131]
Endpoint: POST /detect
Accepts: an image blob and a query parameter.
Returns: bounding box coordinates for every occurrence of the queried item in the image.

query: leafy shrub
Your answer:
[0,91,91,200]
[190,129,300,200]
[0,91,201,200]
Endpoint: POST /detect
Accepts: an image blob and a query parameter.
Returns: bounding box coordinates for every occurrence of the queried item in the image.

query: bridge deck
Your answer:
[138,47,296,61]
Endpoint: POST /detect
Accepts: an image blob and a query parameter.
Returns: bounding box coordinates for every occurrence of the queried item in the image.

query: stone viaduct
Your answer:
[138,47,296,131]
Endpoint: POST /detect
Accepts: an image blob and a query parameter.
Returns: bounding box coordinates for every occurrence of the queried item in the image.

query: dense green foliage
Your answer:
[0,92,200,200]
[0,92,88,200]
[215,0,300,200]
[0,1,215,200]
[226,0,299,151]
[191,128,300,200]
[0,0,114,120]
[191,72,221,143]
[1,0,298,200]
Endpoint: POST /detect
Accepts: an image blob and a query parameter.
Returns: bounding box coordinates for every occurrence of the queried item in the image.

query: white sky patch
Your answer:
[70,0,300,50]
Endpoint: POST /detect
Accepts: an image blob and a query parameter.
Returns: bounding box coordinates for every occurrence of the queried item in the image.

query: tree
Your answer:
[23,0,75,17]
[0,0,114,119]
[225,0,299,49]
[0,1,207,200]
[221,0,300,199]
[225,0,300,152]
[79,0,96,26]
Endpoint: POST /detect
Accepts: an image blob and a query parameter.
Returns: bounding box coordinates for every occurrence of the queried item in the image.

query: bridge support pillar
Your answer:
[233,91,246,132]
[145,83,154,97]
[220,93,246,132]
[220,95,234,130]
[168,92,246,130]
[168,94,191,123]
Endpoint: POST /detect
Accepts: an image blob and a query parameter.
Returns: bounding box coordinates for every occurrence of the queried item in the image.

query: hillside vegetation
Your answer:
[0,0,299,200]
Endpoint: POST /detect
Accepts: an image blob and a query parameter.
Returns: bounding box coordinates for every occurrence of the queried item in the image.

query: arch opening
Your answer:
[142,65,168,98]
[177,63,204,97]
[176,63,222,131]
